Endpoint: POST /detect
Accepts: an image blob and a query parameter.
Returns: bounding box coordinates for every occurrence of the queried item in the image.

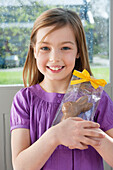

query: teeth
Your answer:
[49,67,62,70]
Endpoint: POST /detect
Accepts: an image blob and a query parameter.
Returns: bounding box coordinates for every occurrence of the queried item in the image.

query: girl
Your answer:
[10,8,113,170]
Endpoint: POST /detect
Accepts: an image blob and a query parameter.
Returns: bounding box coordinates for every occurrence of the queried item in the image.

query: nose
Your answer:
[49,49,61,62]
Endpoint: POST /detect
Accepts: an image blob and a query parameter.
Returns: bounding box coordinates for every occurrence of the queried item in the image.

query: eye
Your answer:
[40,47,50,51]
[61,47,71,50]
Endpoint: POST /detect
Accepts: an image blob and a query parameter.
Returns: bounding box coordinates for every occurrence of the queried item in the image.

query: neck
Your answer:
[40,76,72,94]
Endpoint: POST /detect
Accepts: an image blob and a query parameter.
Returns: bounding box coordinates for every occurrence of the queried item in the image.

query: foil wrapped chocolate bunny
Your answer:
[52,69,107,125]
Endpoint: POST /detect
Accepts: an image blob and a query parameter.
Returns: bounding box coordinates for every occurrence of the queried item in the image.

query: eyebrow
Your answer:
[37,41,75,45]
[61,41,75,45]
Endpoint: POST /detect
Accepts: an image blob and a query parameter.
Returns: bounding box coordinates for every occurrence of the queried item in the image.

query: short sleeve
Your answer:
[10,88,30,131]
[94,90,113,132]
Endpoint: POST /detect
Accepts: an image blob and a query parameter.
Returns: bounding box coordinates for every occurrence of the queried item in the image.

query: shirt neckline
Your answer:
[31,84,65,103]
[39,84,65,95]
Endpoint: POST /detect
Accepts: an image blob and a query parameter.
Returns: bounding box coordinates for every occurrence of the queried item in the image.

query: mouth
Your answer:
[46,66,65,72]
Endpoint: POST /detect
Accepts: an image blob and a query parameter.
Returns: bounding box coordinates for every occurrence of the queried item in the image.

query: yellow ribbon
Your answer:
[71,69,107,89]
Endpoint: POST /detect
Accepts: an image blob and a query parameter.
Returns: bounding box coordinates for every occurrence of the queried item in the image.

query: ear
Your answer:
[34,47,36,59]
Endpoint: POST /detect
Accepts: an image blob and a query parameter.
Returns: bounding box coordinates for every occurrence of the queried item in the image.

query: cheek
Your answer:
[64,55,76,67]
[36,56,47,69]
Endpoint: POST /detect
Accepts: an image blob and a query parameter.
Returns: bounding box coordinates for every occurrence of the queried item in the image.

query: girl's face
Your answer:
[34,24,79,85]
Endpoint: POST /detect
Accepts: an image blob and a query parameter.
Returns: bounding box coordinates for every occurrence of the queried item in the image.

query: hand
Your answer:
[87,128,105,148]
[55,117,105,150]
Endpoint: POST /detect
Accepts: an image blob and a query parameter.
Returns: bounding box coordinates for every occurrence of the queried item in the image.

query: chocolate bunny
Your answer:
[61,96,93,120]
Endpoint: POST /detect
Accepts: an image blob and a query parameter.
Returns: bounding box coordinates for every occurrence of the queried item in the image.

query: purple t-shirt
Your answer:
[10,84,113,170]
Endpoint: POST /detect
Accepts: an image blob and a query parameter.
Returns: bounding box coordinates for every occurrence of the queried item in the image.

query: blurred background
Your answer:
[0,0,110,84]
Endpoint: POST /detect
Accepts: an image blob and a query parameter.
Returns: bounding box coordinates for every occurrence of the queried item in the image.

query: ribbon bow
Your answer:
[71,69,107,89]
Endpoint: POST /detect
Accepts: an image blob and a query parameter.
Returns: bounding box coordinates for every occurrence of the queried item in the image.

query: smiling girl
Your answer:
[10,8,113,170]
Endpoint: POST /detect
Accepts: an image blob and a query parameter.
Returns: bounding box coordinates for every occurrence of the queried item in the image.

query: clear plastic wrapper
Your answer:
[52,69,107,125]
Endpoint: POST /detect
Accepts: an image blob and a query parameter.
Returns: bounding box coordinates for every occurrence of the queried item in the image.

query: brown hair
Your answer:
[23,8,92,87]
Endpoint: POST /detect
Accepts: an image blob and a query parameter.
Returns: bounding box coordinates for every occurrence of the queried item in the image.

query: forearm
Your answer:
[93,131,113,167]
[13,126,59,170]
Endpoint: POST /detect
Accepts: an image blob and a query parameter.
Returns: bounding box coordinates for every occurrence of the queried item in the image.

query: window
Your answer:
[0,0,110,85]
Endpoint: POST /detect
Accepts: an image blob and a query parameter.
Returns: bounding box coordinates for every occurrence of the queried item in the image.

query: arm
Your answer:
[11,117,104,170]
[11,127,58,170]
[91,128,113,167]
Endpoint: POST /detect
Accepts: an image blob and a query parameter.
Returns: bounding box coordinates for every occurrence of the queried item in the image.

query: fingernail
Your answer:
[96,123,100,127]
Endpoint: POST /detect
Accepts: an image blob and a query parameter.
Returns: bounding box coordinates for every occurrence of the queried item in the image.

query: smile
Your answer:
[46,66,65,72]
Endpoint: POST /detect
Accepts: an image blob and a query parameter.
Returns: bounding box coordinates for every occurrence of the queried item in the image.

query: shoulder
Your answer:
[99,90,113,107]
[14,84,41,103]
[95,90,113,131]
[96,90,113,114]
[10,84,41,131]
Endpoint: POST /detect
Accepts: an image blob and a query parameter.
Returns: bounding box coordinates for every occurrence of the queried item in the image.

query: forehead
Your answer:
[36,24,75,43]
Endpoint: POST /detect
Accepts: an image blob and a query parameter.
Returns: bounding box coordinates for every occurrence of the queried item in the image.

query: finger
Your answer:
[70,117,84,121]
[68,143,88,150]
[84,129,105,138]
[82,136,101,146]
[82,121,100,128]
[80,142,89,149]
[87,137,102,141]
